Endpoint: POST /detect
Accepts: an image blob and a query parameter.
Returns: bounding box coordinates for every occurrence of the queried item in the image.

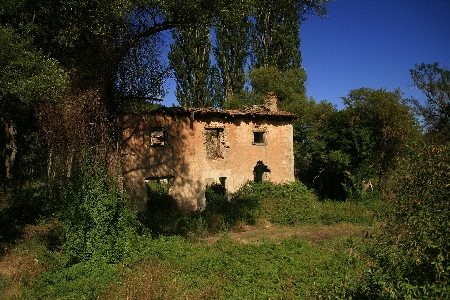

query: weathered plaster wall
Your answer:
[120,111,295,212]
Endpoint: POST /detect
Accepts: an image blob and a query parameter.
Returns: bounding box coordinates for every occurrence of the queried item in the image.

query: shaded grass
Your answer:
[100,235,369,299]
[1,180,384,299]
[142,180,384,237]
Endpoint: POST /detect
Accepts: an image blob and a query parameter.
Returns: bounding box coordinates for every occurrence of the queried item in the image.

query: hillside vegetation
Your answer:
[1,149,449,299]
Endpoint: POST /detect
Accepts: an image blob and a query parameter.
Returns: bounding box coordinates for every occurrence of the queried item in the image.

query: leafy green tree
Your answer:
[248,66,307,108]
[168,23,215,107]
[0,25,68,183]
[214,4,251,104]
[250,0,302,70]
[341,88,420,186]
[306,88,420,200]
[225,0,329,111]
[168,0,329,108]
[410,62,450,143]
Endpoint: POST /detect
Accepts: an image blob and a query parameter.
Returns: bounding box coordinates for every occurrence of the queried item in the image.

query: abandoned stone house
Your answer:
[120,94,297,212]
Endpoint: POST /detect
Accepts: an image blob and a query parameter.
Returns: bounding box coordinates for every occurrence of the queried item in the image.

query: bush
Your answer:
[60,152,138,263]
[228,181,376,227]
[141,180,377,237]
[366,144,450,298]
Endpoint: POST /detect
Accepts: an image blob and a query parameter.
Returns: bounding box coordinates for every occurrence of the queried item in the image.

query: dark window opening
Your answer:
[253,161,270,182]
[145,177,175,211]
[253,131,266,145]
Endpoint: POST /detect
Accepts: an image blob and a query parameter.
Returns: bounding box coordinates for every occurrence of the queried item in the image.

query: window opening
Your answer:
[219,177,227,196]
[253,130,266,145]
[146,127,168,147]
[253,161,270,182]
[145,177,175,211]
[205,129,223,159]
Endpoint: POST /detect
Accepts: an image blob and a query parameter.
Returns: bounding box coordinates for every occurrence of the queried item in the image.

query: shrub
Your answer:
[367,144,450,298]
[228,181,376,227]
[60,152,138,263]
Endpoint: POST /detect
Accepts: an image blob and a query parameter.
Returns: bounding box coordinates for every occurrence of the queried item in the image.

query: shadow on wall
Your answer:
[120,113,202,212]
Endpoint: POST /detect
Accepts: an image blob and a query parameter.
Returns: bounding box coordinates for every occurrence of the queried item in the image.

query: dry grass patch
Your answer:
[102,260,223,300]
[203,223,371,245]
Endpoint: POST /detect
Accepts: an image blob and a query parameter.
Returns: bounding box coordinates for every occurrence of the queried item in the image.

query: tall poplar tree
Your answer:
[250,0,302,70]
[213,4,251,104]
[168,23,213,107]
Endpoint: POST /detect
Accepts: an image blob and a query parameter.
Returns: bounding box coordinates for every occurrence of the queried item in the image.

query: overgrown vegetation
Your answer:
[364,144,450,298]
[1,180,382,299]
[1,0,449,298]
[142,180,380,237]
[59,152,139,264]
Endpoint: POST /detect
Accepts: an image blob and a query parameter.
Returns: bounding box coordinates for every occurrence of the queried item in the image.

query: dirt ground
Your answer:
[201,223,370,245]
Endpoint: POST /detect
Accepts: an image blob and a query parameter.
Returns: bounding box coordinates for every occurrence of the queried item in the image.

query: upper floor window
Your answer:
[205,128,223,159]
[146,127,168,147]
[253,130,267,145]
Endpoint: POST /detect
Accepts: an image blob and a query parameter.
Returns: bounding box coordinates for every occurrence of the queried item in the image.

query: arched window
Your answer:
[253,161,270,182]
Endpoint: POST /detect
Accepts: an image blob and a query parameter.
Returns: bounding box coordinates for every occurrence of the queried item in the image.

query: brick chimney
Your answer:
[264,92,278,112]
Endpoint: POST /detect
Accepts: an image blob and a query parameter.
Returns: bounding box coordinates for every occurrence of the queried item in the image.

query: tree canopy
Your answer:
[301,88,420,199]
[410,62,450,143]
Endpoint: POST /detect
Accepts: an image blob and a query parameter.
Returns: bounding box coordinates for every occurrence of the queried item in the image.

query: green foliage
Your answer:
[141,180,378,238]
[250,0,306,71]
[248,66,308,108]
[303,88,420,200]
[410,62,450,143]
[167,0,328,108]
[0,25,68,184]
[0,180,54,246]
[107,234,368,299]
[3,180,382,299]
[230,181,377,227]
[0,25,69,112]
[214,3,251,103]
[168,22,215,107]
[369,144,450,298]
[60,152,138,263]
[21,258,119,300]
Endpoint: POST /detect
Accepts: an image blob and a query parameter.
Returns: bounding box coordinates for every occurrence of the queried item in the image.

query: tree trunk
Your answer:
[4,121,17,181]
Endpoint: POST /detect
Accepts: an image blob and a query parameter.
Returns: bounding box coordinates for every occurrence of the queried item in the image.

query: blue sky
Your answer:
[301,0,450,109]
[162,0,450,109]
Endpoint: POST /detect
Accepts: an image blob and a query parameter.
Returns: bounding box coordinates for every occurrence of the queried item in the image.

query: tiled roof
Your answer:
[154,105,298,119]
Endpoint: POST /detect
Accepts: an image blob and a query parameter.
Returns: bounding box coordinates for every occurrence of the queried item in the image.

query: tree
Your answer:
[0,25,68,183]
[306,88,420,200]
[248,66,307,109]
[167,0,329,108]
[410,62,450,143]
[214,4,251,104]
[250,0,302,70]
[231,0,328,111]
[168,23,214,107]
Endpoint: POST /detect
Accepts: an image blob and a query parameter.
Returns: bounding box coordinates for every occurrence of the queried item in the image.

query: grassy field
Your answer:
[0,181,385,299]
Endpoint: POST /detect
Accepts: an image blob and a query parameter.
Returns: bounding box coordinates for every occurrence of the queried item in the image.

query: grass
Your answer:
[0,180,384,299]
[102,234,369,299]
